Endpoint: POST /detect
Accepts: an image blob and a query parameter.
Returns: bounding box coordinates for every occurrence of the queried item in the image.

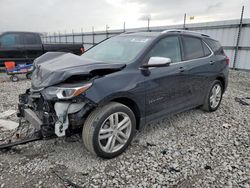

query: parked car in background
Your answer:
[17,30,229,158]
[0,31,84,69]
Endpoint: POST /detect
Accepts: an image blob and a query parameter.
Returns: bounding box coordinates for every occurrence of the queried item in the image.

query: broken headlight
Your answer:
[42,83,92,100]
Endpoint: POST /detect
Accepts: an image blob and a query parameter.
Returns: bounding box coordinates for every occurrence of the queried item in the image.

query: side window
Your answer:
[0,34,21,47]
[148,36,181,63]
[204,38,224,55]
[182,36,204,60]
[202,42,211,56]
[23,34,39,45]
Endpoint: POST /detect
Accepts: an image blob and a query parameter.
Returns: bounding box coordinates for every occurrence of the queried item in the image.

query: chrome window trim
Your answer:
[167,40,214,66]
[139,38,214,69]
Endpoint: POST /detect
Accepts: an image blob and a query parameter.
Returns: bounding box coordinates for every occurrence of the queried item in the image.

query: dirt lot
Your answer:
[0,70,249,188]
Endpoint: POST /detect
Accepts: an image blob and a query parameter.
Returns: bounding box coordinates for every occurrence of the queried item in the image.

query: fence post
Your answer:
[59,31,61,43]
[65,30,67,43]
[233,6,244,69]
[123,22,126,32]
[147,18,150,31]
[72,29,75,44]
[54,32,56,43]
[81,28,84,44]
[49,33,52,43]
[92,26,95,46]
[106,25,109,39]
[183,13,186,30]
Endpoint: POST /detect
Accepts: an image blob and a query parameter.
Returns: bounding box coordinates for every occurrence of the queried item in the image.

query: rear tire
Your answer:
[201,80,223,112]
[10,75,19,82]
[82,102,136,159]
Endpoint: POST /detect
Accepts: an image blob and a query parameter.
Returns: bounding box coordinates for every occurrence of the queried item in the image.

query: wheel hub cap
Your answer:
[98,112,132,153]
[210,84,222,109]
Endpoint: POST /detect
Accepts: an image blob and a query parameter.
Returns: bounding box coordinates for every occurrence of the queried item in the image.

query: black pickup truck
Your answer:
[0,31,84,68]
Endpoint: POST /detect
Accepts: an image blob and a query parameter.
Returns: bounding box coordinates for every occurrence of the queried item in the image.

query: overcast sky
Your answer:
[1,0,250,33]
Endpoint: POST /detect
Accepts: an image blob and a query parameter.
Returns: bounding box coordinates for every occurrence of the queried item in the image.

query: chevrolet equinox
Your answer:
[17,30,229,158]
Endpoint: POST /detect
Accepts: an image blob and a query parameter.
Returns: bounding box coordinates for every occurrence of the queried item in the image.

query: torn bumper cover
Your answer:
[23,108,42,131]
[17,91,94,138]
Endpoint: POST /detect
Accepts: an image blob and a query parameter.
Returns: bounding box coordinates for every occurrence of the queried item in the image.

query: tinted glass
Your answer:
[148,36,181,63]
[0,34,21,46]
[202,42,211,56]
[183,36,204,60]
[24,34,39,45]
[82,35,153,64]
[204,38,224,55]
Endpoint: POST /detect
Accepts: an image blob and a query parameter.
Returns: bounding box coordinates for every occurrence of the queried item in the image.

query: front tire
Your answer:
[202,80,223,112]
[82,102,136,159]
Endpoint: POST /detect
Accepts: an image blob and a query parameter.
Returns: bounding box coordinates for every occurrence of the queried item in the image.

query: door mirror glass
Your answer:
[142,57,171,68]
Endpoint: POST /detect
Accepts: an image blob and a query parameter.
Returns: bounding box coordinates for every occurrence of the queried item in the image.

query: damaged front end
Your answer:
[17,83,96,140]
[0,52,125,150]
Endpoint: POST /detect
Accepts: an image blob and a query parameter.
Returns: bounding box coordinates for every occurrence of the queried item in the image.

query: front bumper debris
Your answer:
[0,131,42,150]
[54,102,86,137]
[0,89,95,150]
[23,108,42,131]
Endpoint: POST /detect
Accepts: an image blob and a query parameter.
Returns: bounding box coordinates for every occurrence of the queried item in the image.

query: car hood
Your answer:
[31,52,126,89]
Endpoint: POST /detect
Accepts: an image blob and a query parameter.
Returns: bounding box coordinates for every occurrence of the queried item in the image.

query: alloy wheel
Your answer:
[98,112,132,153]
[209,83,222,109]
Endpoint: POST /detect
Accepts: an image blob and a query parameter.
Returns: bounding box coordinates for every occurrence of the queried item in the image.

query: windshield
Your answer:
[81,35,153,64]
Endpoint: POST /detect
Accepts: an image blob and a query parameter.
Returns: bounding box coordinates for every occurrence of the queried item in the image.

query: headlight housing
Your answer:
[42,83,92,100]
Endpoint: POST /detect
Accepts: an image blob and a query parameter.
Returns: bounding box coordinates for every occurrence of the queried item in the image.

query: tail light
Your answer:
[226,57,230,65]
[80,47,85,54]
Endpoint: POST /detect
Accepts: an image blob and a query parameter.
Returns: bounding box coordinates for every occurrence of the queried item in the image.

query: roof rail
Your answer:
[121,30,148,35]
[161,29,210,37]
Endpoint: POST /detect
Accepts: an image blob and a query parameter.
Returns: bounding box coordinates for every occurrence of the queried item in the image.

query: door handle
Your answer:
[179,67,185,72]
[210,60,215,65]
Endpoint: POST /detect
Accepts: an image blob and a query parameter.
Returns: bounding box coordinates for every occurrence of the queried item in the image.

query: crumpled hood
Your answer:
[31,52,126,89]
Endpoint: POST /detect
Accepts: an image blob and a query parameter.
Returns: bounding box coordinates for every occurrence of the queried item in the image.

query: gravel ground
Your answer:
[0,70,249,188]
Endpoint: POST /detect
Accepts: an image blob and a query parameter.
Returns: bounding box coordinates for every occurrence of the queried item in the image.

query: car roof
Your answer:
[1,31,40,35]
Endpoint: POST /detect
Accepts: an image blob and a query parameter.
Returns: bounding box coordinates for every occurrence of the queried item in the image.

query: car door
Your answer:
[180,35,214,106]
[0,33,24,65]
[23,33,43,63]
[143,35,194,122]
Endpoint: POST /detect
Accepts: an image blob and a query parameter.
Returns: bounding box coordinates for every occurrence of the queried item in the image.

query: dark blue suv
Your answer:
[18,30,229,158]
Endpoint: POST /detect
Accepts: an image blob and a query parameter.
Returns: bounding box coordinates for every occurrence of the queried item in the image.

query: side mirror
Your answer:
[141,57,171,68]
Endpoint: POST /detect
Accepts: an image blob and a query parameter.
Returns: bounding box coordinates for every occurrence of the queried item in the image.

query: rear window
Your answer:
[204,38,224,55]
[182,36,204,60]
[23,34,40,45]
